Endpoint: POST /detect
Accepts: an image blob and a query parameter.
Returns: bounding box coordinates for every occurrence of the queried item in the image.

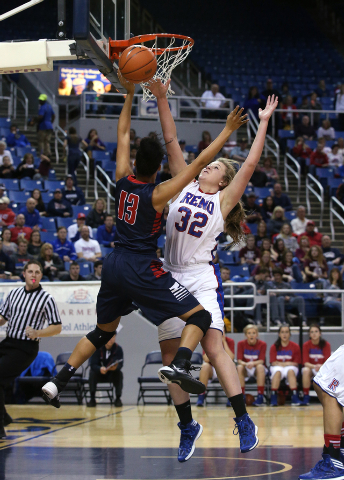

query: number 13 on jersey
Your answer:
[118,190,140,225]
[175,206,208,238]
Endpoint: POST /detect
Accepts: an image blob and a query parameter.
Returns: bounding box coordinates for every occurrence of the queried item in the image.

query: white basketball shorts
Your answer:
[313,345,344,407]
[158,262,224,342]
[270,366,299,384]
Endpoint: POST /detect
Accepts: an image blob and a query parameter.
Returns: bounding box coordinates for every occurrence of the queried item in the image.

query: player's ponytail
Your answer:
[217,158,246,245]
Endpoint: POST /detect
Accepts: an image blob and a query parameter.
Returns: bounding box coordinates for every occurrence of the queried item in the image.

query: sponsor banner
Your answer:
[140,97,177,118]
[58,67,111,96]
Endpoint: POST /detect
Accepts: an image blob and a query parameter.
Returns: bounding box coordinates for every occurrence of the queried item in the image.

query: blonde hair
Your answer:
[271,206,286,221]
[243,324,259,335]
[93,198,106,210]
[40,242,53,259]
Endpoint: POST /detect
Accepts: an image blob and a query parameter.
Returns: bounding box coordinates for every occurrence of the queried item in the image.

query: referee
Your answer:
[0,260,62,438]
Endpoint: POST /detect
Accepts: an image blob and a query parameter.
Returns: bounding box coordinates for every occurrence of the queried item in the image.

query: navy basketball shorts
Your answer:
[96,249,200,325]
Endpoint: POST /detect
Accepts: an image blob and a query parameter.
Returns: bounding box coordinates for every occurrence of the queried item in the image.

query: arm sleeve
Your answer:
[270,344,277,363]
[66,202,73,216]
[237,341,244,360]
[97,227,105,245]
[54,255,65,272]
[47,201,57,217]
[45,295,62,325]
[77,189,86,206]
[35,211,42,228]
[258,342,267,361]
[86,211,96,228]
[74,242,82,254]
[69,242,77,260]
[302,342,310,364]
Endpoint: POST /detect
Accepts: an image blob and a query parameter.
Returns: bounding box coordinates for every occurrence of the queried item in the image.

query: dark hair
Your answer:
[32,189,45,210]
[260,237,271,253]
[308,323,326,350]
[262,195,275,212]
[69,127,77,135]
[23,153,34,163]
[87,129,97,139]
[274,324,291,349]
[11,124,17,129]
[94,260,103,268]
[259,267,269,274]
[273,238,286,254]
[136,136,165,177]
[29,230,41,244]
[105,214,113,220]
[329,267,344,289]
[57,226,67,232]
[272,268,283,276]
[23,259,43,273]
[248,86,259,99]
[70,261,79,267]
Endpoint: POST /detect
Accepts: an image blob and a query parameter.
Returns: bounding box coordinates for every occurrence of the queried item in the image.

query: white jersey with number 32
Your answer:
[164,181,224,266]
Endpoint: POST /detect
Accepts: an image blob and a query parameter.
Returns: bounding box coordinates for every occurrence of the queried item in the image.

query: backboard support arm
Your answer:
[56,0,66,39]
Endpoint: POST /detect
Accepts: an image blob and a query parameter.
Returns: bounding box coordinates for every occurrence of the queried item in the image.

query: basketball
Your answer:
[118,45,157,84]
[245,394,255,406]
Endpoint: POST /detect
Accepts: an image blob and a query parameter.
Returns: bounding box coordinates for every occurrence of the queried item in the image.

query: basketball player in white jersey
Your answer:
[147,80,278,463]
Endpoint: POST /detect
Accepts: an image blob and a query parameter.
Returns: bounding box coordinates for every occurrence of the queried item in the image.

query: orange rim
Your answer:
[109,33,194,61]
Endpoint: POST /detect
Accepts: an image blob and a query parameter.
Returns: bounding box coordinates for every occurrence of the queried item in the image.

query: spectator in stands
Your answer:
[11,214,32,243]
[271,238,287,263]
[84,129,106,159]
[1,228,17,256]
[317,137,332,155]
[280,82,290,103]
[0,197,15,227]
[291,137,313,175]
[242,192,262,223]
[67,213,92,242]
[27,231,42,258]
[272,183,293,211]
[10,238,34,275]
[6,125,30,148]
[0,156,15,178]
[267,206,289,236]
[269,325,302,406]
[249,164,269,188]
[294,116,316,141]
[179,140,188,161]
[315,80,330,98]
[299,95,311,111]
[230,138,250,162]
[260,237,273,256]
[63,127,87,184]
[36,94,55,156]
[335,84,344,131]
[317,119,335,141]
[309,92,322,126]
[276,223,298,252]
[60,261,85,282]
[129,147,137,170]
[244,86,266,119]
[134,136,141,149]
[248,267,269,325]
[160,163,172,182]
[291,206,310,235]
[239,234,260,267]
[19,198,42,230]
[255,221,268,248]
[321,235,343,269]
[309,142,329,175]
[323,268,343,318]
[36,154,51,180]
[32,189,47,217]
[302,324,331,405]
[47,189,73,218]
[261,157,279,183]
[83,81,97,114]
[278,250,303,283]
[0,141,13,165]
[251,250,275,280]
[299,220,323,247]
[261,195,275,222]
[53,226,77,263]
[129,128,136,145]
[295,235,310,265]
[327,143,343,167]
[62,175,85,206]
[237,324,267,406]
[86,198,108,229]
[0,238,15,278]
[262,79,280,102]
[87,331,124,408]
[38,242,64,281]
[75,225,101,262]
[304,245,328,284]
[97,214,116,248]
[198,131,212,153]
[200,83,227,119]
[187,152,195,164]
[280,95,298,129]
[16,153,38,180]
[86,260,103,281]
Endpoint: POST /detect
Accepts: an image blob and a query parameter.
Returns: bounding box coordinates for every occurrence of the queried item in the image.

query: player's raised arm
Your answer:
[115,73,136,182]
[219,95,278,218]
[152,107,248,212]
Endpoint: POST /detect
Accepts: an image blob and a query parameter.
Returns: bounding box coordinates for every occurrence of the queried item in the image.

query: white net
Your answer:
[140,36,193,101]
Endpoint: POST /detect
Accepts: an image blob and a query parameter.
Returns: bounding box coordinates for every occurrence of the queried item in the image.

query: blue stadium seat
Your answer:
[15,147,36,157]
[20,179,43,191]
[9,191,30,203]
[103,142,117,152]
[185,145,198,153]
[218,249,239,266]
[335,131,344,139]
[79,263,91,276]
[305,141,317,150]
[0,127,10,137]
[93,151,110,161]
[44,180,65,191]
[157,235,166,249]
[0,118,11,128]
[72,205,92,216]
[328,178,343,197]
[254,187,272,199]
[40,231,57,243]
[229,265,250,278]
[56,217,74,229]
[315,168,335,187]
[41,192,53,203]
[285,211,297,221]
[248,223,258,235]
[41,217,57,232]
[92,228,97,240]
[1,179,20,191]
[100,245,112,258]
[102,160,116,171]
[11,156,21,167]
[278,130,295,139]
[48,170,57,180]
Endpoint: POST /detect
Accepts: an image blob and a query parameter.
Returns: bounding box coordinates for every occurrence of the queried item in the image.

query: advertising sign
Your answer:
[140,97,178,118]
[58,67,111,96]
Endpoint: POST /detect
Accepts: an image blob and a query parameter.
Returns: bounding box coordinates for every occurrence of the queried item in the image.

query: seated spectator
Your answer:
[200,84,227,119]
[196,332,234,407]
[327,143,343,167]
[280,82,290,102]
[323,268,343,318]
[242,192,262,223]
[11,214,32,243]
[295,235,310,265]
[160,163,172,182]
[86,260,103,280]
[317,119,335,141]
[0,237,15,279]
[251,250,275,279]
[28,230,43,258]
[63,127,87,183]
[280,95,298,129]
[304,245,328,285]
[291,205,310,235]
[317,137,332,155]
[1,228,17,256]
[302,324,331,405]
[84,129,105,159]
[315,80,330,98]
[19,197,42,230]
[244,86,266,119]
[321,235,343,269]
[294,116,316,141]
[298,220,322,247]
[38,242,64,281]
[53,226,77,263]
[269,325,302,406]
[298,95,310,111]
[60,261,85,281]
[16,153,39,179]
[87,332,124,408]
[86,198,108,229]
[272,183,292,211]
[309,92,322,126]
[6,124,30,148]
[271,238,287,263]
[0,196,15,226]
[255,221,268,248]
[291,137,313,175]
[179,140,189,161]
[260,237,273,256]
[261,157,279,183]
[230,138,250,162]
[32,188,47,216]
[261,195,275,222]
[249,164,269,188]
[187,152,195,164]
[68,213,92,242]
[237,324,267,406]
[198,130,212,153]
[0,156,15,178]
[47,189,73,217]
[10,238,34,275]
[248,267,269,325]
[75,225,101,262]
[239,234,260,267]
[278,249,303,283]
[276,223,298,252]
[267,206,289,236]
[62,175,85,205]
[36,154,51,180]
[262,78,280,101]
[0,141,13,165]
[97,215,116,248]
[130,128,136,145]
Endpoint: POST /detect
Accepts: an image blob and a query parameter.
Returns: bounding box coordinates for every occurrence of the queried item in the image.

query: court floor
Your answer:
[0,404,324,479]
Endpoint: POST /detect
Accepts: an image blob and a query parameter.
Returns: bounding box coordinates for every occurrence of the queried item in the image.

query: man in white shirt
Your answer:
[67,213,92,242]
[0,142,13,166]
[201,84,227,119]
[317,119,335,141]
[230,138,250,162]
[75,226,101,262]
[290,206,311,235]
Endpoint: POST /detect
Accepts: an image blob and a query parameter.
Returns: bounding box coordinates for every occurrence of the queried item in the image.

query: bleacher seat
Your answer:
[93,151,110,161]
[15,147,36,157]
[103,142,117,152]
[218,249,239,266]
[101,160,117,171]
[44,180,65,191]
[56,217,74,229]
[0,127,10,137]
[254,187,271,199]
[41,217,57,232]
[20,179,43,191]
[48,170,57,180]
[248,223,258,235]
[72,205,91,216]
[9,191,30,203]
[100,245,112,257]
[185,145,198,153]
[41,192,53,203]
[1,179,20,191]
[229,265,250,278]
[79,263,91,276]
[285,211,296,221]
[11,156,21,167]
[278,130,295,138]
[335,131,344,139]
[0,118,11,128]
[328,178,342,197]
[40,231,57,243]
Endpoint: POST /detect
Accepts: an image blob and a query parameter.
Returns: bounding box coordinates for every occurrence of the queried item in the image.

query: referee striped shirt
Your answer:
[0,285,62,341]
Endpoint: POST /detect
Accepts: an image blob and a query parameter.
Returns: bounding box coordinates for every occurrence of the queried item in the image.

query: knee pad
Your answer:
[86,326,116,349]
[185,309,212,336]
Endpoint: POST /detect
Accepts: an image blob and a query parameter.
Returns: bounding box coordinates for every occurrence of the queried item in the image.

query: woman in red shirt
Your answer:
[292,137,312,175]
[198,130,212,153]
[302,324,331,405]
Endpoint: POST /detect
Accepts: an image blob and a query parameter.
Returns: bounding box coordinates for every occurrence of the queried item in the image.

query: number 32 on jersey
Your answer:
[175,206,208,238]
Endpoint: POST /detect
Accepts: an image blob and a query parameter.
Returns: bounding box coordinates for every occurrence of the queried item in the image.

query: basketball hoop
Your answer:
[109,34,194,100]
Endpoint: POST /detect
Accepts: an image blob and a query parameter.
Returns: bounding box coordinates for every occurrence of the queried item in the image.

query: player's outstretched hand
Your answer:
[146,78,171,99]
[226,106,249,132]
[117,70,135,95]
[258,95,279,122]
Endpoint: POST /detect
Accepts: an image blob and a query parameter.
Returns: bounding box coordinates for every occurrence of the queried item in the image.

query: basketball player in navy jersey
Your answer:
[42,73,248,406]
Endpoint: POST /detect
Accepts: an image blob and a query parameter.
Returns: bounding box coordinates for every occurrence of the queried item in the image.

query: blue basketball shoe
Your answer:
[177,420,203,462]
[291,394,303,406]
[233,413,259,453]
[196,393,206,407]
[301,394,310,406]
[299,454,344,479]
[226,399,231,407]
[253,394,264,407]
[270,394,278,406]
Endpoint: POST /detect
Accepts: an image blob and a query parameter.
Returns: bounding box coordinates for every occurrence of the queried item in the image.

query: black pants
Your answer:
[89,369,123,399]
[0,337,39,426]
